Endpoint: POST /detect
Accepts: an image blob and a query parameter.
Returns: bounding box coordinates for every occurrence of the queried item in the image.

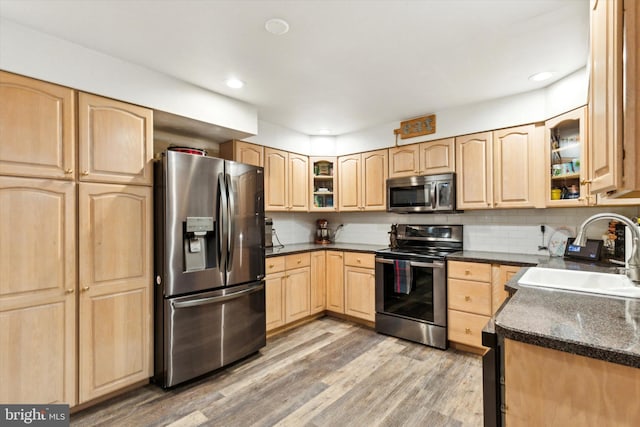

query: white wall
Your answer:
[245,121,310,154]
[269,206,640,256]
[0,18,257,135]
[334,68,588,155]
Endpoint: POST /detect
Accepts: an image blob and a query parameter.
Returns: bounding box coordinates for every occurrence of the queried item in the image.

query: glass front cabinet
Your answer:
[545,107,591,206]
[310,157,337,211]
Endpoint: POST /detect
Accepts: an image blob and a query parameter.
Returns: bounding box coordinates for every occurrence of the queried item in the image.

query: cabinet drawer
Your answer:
[448,279,492,316]
[344,252,375,269]
[266,256,286,274]
[448,310,490,348]
[448,261,492,282]
[285,252,311,270]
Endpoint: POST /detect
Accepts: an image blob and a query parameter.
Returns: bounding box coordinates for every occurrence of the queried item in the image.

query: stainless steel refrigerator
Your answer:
[154,150,266,388]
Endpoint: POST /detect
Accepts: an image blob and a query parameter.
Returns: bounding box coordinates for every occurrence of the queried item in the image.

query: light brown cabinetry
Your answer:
[588,0,640,198]
[310,251,326,314]
[78,93,153,186]
[0,177,77,405]
[337,149,387,211]
[265,253,312,331]
[326,251,345,313]
[504,338,640,426]
[447,260,522,350]
[343,253,375,322]
[545,107,590,206]
[77,183,152,403]
[0,71,76,180]
[310,157,337,211]
[219,140,264,167]
[264,148,308,211]
[0,72,154,407]
[456,126,543,210]
[388,138,455,178]
[265,257,286,331]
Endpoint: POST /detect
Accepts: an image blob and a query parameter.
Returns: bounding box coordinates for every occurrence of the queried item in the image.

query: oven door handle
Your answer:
[375,258,444,268]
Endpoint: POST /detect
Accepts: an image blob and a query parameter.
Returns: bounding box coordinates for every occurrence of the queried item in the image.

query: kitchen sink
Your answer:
[517,267,640,299]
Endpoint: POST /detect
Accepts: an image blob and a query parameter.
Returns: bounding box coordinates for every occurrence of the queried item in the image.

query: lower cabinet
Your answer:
[310,251,326,314]
[447,260,523,350]
[343,253,375,322]
[265,253,312,332]
[504,338,640,426]
[326,251,345,313]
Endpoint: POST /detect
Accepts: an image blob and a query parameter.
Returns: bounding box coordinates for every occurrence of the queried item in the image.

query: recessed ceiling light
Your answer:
[265,18,290,35]
[315,128,332,135]
[528,71,554,82]
[225,78,244,89]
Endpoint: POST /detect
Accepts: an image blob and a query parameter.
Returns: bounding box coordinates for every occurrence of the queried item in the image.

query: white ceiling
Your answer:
[0,0,589,136]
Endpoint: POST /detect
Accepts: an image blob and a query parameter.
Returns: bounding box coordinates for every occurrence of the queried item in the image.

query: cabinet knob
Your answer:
[65,288,74,294]
[465,328,472,334]
[64,169,73,174]
[464,295,471,302]
[464,270,471,275]
[269,264,274,268]
[81,170,89,176]
[82,286,90,292]
[357,258,361,263]
[297,260,301,264]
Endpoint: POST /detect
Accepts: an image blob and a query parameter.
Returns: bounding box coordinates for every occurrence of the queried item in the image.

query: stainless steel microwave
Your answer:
[387,173,456,213]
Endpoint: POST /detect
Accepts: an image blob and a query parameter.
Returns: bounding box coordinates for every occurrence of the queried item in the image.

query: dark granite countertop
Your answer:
[266,242,386,257]
[495,263,640,368]
[446,250,546,266]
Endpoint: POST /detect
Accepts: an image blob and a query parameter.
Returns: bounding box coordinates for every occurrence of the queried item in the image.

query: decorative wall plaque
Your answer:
[393,114,436,139]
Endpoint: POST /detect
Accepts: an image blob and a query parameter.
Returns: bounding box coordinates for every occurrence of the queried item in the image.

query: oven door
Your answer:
[375,257,446,327]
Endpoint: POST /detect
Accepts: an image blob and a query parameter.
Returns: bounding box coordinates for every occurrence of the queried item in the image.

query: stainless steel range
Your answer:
[375,224,463,349]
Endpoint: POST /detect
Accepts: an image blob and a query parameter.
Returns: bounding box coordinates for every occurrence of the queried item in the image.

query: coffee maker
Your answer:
[315,219,331,244]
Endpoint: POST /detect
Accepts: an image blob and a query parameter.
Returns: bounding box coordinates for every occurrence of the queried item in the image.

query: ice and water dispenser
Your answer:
[183,216,215,272]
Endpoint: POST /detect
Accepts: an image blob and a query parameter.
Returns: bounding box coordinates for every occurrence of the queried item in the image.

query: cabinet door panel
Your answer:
[266,273,286,331]
[362,149,388,211]
[456,132,493,209]
[493,125,540,208]
[78,183,152,403]
[388,145,419,178]
[420,138,455,174]
[236,141,264,167]
[326,251,345,313]
[265,148,288,211]
[344,266,375,321]
[0,71,75,180]
[310,251,326,314]
[338,155,360,211]
[284,267,311,323]
[79,285,149,402]
[78,93,153,185]
[0,177,76,405]
[288,153,309,211]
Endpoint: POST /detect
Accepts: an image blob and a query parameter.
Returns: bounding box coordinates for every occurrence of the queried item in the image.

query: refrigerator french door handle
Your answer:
[225,173,236,271]
[217,173,228,272]
[171,284,264,308]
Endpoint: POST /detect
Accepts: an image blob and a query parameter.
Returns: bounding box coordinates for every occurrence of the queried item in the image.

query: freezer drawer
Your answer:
[157,282,266,388]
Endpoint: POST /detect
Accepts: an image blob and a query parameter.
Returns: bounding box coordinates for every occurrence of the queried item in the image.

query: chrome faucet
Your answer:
[574,213,640,283]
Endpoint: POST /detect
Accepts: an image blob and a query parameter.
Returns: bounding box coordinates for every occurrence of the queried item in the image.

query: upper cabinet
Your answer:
[0,71,76,180]
[310,157,337,211]
[456,132,493,209]
[588,0,640,197]
[457,126,543,210]
[388,138,455,178]
[338,149,387,211]
[264,147,308,211]
[219,140,264,167]
[78,93,153,186]
[545,107,590,206]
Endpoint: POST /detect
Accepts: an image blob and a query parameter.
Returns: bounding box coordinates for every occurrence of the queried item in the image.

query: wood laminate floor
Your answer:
[72,317,483,427]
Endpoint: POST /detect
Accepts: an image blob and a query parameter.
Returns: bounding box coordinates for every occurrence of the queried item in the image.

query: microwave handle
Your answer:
[431,182,437,209]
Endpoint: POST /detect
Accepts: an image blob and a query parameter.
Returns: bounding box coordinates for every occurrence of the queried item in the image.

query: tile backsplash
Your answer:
[268,206,639,255]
